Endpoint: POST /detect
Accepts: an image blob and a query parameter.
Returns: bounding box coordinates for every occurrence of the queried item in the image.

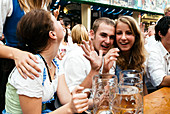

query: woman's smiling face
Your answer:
[116,21,135,52]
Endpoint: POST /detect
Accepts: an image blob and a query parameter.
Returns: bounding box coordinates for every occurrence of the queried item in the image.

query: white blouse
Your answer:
[8,55,63,101]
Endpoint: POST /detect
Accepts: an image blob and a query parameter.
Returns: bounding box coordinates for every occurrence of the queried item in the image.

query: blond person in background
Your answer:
[164,5,170,16]
[62,24,89,92]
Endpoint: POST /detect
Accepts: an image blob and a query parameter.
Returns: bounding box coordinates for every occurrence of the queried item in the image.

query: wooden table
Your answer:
[144,87,170,114]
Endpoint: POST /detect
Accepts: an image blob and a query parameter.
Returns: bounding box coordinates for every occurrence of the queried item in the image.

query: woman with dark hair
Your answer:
[3,9,88,114]
[0,0,53,111]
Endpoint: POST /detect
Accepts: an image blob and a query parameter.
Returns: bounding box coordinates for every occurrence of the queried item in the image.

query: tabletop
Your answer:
[144,87,170,114]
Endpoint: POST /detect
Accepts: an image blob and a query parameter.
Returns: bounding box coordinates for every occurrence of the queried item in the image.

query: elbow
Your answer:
[157,76,170,88]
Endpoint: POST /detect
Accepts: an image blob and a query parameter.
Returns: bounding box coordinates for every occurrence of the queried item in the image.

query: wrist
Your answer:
[90,69,99,76]
[9,47,18,60]
[66,103,74,114]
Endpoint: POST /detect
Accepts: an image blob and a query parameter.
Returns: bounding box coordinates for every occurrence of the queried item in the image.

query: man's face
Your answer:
[162,28,170,46]
[90,23,115,55]
[166,11,170,16]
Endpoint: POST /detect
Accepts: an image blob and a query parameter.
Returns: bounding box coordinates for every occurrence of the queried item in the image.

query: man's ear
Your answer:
[158,31,163,38]
[89,30,95,40]
[49,31,57,39]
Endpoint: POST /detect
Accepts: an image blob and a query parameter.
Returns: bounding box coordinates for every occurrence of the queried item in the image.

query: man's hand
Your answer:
[81,40,103,72]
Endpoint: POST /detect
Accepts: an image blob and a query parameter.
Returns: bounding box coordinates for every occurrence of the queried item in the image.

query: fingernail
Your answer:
[32,77,35,79]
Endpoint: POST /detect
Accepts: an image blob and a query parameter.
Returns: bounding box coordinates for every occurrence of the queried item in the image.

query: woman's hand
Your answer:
[81,40,103,72]
[70,86,89,113]
[103,48,119,73]
[12,49,41,79]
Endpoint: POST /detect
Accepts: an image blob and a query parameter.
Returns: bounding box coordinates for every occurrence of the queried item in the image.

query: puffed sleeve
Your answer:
[9,56,45,98]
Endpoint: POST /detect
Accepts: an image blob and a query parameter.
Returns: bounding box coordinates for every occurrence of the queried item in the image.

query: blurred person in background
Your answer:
[62,24,89,93]
[144,25,157,52]
[164,5,170,16]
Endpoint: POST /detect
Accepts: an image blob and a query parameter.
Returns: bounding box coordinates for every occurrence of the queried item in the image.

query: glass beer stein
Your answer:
[92,74,118,114]
[118,70,144,114]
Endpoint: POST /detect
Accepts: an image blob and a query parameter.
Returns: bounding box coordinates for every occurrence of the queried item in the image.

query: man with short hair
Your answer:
[63,17,118,91]
[147,16,170,92]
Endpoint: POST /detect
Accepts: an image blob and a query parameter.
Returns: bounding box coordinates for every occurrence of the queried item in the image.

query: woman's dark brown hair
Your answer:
[17,9,54,54]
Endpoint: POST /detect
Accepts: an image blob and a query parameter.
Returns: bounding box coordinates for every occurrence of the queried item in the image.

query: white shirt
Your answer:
[62,43,91,92]
[62,43,115,92]
[8,56,64,101]
[68,36,73,45]
[144,35,158,52]
[0,41,4,45]
[146,42,170,87]
[0,0,13,37]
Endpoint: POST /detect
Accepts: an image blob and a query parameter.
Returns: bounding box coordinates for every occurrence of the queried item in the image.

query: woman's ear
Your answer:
[49,31,57,39]
[89,30,95,40]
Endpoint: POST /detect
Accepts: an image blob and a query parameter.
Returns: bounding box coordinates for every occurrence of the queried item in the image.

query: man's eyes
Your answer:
[101,33,107,37]
[100,34,115,39]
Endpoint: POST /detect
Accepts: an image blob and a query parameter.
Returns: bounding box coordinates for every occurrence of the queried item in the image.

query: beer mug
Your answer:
[112,85,141,114]
[118,70,144,114]
[92,74,118,114]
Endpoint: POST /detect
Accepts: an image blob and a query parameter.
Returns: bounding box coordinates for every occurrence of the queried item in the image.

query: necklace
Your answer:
[47,62,53,69]
[39,54,52,82]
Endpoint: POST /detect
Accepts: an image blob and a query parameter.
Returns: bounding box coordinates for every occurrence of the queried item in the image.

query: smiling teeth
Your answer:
[102,45,109,48]
[120,42,127,45]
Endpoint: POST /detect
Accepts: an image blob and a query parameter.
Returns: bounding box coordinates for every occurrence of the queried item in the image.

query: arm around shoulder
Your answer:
[0,45,41,79]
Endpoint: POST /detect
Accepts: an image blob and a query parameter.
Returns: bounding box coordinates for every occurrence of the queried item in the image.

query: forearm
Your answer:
[57,75,72,105]
[158,76,170,87]
[0,45,19,59]
[80,69,99,89]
